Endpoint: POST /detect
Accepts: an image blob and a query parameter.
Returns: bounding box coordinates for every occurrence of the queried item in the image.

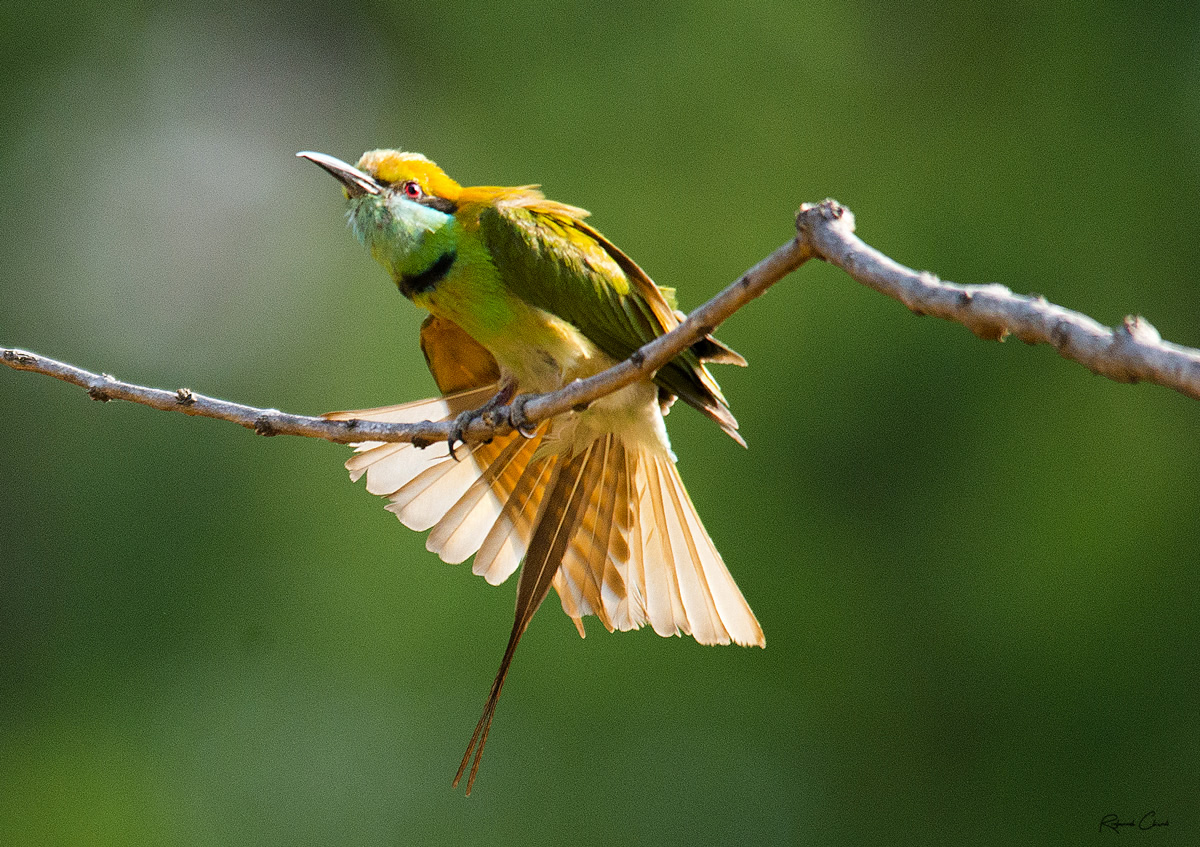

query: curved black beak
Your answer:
[297,151,381,197]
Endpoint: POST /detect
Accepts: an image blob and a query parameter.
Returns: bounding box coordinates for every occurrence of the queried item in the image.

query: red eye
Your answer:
[402,180,422,199]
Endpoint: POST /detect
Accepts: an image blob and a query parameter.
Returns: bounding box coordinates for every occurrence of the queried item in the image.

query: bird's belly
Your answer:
[418,287,588,391]
[545,376,673,459]
[476,305,608,394]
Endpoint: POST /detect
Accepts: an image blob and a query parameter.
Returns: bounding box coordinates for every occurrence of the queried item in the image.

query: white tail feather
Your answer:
[661,457,763,646]
[639,455,690,638]
[363,442,453,496]
[655,453,727,644]
[428,435,533,564]
[427,470,507,564]
[472,454,557,585]
[385,453,487,532]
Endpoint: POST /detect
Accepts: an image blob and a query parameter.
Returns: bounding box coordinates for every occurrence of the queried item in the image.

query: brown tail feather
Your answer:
[453,442,606,793]
[452,617,523,794]
[552,435,631,633]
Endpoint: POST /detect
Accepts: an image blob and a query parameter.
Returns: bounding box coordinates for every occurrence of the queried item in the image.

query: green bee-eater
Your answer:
[300,149,764,793]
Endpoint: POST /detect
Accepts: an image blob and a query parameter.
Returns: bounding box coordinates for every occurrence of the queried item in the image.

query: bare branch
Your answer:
[0,348,451,444]
[5,199,1200,447]
[798,201,1200,400]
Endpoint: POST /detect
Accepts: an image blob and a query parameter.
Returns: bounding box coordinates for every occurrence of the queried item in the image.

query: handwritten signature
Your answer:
[1100,811,1169,833]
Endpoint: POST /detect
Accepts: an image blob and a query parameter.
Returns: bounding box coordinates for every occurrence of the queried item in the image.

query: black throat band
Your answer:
[399,249,457,296]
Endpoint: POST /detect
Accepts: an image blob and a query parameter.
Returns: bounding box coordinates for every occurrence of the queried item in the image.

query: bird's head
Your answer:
[298,149,462,281]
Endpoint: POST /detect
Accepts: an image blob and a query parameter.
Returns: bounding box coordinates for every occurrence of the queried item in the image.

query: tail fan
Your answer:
[327,397,763,796]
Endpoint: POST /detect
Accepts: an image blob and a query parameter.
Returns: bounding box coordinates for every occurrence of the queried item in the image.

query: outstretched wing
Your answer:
[474,195,745,444]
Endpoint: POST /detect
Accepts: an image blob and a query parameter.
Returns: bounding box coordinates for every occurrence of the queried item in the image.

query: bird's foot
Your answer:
[447,409,480,461]
[447,388,540,460]
[447,382,523,460]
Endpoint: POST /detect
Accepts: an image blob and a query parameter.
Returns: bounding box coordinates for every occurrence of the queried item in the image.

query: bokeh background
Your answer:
[3,1,1199,844]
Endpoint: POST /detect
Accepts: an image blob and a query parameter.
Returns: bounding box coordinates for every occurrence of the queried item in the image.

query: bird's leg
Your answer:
[447,379,541,459]
[447,379,517,460]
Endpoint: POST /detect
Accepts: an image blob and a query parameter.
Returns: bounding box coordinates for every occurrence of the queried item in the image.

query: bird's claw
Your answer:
[447,393,538,459]
[447,409,473,461]
[507,394,538,439]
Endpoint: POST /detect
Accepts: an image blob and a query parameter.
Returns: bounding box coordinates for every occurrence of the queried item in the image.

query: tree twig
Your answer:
[799,202,1200,399]
[5,200,1200,446]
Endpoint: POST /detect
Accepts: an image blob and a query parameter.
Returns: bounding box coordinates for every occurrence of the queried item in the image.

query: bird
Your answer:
[299,149,764,793]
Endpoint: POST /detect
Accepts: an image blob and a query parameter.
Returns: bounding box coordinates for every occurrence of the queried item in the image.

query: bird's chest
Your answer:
[414,267,608,394]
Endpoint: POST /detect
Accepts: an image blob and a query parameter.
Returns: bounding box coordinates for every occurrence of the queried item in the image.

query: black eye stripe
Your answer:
[420,195,458,214]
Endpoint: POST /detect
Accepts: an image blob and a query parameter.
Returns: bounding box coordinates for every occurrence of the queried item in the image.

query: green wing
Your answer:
[477,197,745,444]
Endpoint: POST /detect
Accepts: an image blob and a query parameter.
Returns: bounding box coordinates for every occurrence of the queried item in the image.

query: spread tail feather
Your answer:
[325,385,551,573]
[453,435,763,792]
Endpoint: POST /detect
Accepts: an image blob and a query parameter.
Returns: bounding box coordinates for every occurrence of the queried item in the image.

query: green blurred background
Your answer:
[3,0,1199,844]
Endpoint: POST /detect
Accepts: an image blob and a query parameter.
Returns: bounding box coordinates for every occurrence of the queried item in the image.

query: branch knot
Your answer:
[1117,315,1161,346]
[87,374,117,402]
